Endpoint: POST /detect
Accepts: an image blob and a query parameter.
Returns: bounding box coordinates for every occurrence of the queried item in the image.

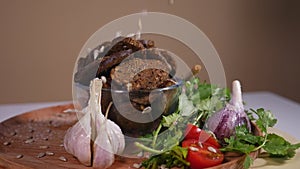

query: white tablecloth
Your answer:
[0,91,299,140]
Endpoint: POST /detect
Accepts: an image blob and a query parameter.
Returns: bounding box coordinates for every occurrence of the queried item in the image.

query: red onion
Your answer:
[205,80,251,142]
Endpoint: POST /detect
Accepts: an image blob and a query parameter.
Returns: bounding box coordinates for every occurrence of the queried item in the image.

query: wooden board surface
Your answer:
[0,104,255,169]
[0,104,146,169]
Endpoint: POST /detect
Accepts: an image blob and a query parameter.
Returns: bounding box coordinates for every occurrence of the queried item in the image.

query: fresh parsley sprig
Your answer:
[140,146,189,169]
[180,78,230,125]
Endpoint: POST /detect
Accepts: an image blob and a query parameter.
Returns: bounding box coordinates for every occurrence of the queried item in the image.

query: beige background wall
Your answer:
[0,0,299,104]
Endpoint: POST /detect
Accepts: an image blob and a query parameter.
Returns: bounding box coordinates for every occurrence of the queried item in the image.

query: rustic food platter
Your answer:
[0,104,299,169]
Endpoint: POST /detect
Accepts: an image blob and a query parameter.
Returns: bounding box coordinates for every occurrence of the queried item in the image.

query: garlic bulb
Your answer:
[64,78,125,168]
[205,80,251,142]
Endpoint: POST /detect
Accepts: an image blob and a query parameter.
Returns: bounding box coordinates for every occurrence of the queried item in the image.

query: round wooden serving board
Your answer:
[0,104,261,169]
[0,104,146,169]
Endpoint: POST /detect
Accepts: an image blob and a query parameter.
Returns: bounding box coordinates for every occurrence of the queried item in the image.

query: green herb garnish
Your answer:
[140,145,189,169]
[136,78,300,169]
[221,108,300,168]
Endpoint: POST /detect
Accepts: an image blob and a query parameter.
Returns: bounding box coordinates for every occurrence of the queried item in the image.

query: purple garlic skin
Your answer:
[206,80,251,142]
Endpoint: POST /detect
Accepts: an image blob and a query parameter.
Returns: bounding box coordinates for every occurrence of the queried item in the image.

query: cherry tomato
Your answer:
[185,124,201,140]
[184,124,221,148]
[182,139,224,169]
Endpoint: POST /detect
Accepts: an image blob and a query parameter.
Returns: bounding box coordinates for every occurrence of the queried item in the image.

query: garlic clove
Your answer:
[63,112,92,166]
[106,120,125,154]
[92,101,114,169]
[230,80,244,111]
[93,125,115,168]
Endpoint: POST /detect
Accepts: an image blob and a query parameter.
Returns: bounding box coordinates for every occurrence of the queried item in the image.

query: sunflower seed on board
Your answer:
[136,151,143,157]
[37,152,46,158]
[16,154,23,159]
[45,151,55,156]
[10,131,17,136]
[24,138,34,144]
[133,163,142,168]
[26,136,33,139]
[58,156,68,162]
[39,145,49,149]
[3,141,11,146]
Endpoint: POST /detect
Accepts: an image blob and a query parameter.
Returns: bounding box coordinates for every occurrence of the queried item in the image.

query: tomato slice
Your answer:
[182,139,224,169]
[184,124,221,148]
